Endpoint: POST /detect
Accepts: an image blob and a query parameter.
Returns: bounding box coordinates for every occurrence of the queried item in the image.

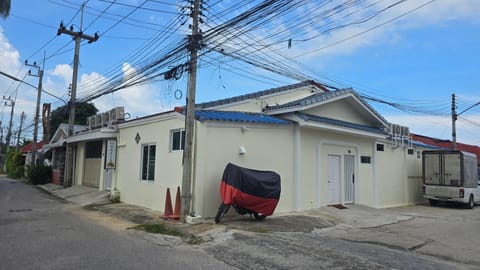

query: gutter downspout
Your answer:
[191,121,198,215]
[293,124,301,211]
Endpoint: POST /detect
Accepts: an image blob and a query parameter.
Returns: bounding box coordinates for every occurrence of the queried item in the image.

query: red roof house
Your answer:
[411,133,480,165]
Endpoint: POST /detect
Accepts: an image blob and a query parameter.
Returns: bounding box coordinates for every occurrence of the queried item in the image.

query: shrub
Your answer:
[28,164,52,185]
[6,150,25,179]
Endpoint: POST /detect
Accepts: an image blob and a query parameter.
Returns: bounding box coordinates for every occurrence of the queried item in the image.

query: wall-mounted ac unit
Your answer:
[401,126,410,137]
[87,116,94,129]
[102,112,110,125]
[115,107,125,121]
[96,114,103,127]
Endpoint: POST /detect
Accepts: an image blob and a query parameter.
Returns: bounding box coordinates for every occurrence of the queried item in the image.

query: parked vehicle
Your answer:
[422,150,480,208]
[215,163,281,223]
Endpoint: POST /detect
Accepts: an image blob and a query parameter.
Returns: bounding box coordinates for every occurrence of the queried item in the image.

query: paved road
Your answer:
[2,177,478,270]
[0,177,233,270]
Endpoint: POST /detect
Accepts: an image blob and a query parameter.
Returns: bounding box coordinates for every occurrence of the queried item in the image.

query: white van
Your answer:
[422,150,480,208]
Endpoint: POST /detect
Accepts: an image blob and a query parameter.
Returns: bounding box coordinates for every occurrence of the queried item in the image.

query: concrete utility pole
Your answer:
[451,93,457,150]
[3,96,15,152]
[26,58,44,165]
[42,103,51,143]
[181,0,201,222]
[57,3,99,187]
[452,93,480,150]
[15,112,26,150]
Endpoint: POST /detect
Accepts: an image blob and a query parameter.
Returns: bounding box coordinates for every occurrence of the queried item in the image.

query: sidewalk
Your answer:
[38,183,110,206]
[36,182,412,237]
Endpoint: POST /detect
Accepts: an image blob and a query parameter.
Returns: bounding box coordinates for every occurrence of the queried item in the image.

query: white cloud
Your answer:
[87,62,172,118]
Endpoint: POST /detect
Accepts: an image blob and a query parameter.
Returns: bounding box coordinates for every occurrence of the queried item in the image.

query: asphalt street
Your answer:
[0,177,233,270]
[2,176,479,270]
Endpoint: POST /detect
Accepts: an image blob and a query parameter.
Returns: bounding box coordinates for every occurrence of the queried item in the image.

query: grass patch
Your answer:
[130,223,205,245]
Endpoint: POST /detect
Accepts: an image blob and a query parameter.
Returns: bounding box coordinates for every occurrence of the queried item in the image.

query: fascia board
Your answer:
[290,114,386,139]
[118,112,181,129]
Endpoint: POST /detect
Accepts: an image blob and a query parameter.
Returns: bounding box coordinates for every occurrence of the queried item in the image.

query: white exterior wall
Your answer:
[193,122,295,217]
[74,142,85,186]
[304,99,372,126]
[208,87,322,113]
[298,128,375,208]
[115,115,185,211]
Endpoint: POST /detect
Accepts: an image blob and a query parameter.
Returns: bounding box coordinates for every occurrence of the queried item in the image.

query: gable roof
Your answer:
[294,112,386,135]
[411,133,480,164]
[195,110,291,125]
[196,80,330,109]
[264,88,389,127]
[20,141,45,154]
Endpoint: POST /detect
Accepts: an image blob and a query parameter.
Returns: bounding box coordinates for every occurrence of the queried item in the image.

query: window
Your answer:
[361,156,371,164]
[376,144,384,152]
[141,144,156,181]
[86,140,102,158]
[407,148,414,155]
[171,129,186,151]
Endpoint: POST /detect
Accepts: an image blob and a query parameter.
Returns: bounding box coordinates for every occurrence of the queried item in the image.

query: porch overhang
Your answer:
[65,128,118,143]
[291,113,387,139]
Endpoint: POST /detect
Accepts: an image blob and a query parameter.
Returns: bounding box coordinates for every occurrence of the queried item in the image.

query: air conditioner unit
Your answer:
[114,107,125,121]
[102,112,110,125]
[87,116,94,129]
[96,114,103,127]
[401,126,410,137]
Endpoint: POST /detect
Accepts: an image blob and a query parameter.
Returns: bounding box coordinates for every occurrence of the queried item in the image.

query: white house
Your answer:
[108,80,429,218]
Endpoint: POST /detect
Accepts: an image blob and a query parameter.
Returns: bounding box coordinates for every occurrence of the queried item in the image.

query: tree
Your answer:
[0,0,10,19]
[50,102,98,139]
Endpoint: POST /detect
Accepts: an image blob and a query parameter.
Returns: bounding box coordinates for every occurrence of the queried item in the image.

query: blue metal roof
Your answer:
[294,112,386,134]
[195,110,291,125]
[195,80,329,109]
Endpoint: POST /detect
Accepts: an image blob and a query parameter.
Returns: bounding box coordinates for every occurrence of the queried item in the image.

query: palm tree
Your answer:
[0,0,11,19]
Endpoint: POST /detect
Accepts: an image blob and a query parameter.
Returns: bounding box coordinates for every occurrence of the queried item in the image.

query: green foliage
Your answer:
[50,102,98,140]
[27,164,52,185]
[6,150,25,178]
[0,0,11,19]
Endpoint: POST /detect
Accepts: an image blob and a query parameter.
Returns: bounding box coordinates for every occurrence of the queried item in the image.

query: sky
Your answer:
[0,0,479,145]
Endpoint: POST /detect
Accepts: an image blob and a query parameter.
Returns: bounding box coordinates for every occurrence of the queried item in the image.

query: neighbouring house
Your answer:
[54,107,125,189]
[20,141,45,171]
[411,133,480,167]
[42,124,87,185]
[109,80,434,218]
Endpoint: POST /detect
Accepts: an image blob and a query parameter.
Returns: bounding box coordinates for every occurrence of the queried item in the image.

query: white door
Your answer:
[344,155,355,203]
[328,155,341,204]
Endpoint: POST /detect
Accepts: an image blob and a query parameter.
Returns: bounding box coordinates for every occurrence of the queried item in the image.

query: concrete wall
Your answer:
[193,122,295,217]
[303,99,372,126]
[115,115,185,211]
[298,127,376,209]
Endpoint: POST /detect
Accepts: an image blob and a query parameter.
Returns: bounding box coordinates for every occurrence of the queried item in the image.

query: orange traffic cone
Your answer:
[169,186,181,219]
[162,188,173,219]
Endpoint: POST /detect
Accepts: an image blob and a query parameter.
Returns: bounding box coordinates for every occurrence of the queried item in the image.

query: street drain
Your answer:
[9,209,33,213]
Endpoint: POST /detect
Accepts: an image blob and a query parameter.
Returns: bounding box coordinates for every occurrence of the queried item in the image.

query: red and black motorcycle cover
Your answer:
[220,163,281,216]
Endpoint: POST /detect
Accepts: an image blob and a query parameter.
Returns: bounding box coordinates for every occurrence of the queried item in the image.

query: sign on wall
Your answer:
[105,139,117,169]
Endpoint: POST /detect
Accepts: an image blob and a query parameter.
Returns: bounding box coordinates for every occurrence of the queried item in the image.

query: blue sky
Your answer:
[0,0,479,145]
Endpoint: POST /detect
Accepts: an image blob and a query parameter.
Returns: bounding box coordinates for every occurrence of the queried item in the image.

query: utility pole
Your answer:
[3,96,14,152]
[15,112,26,150]
[57,3,99,187]
[451,93,457,150]
[181,0,201,222]
[26,56,45,165]
[42,103,51,143]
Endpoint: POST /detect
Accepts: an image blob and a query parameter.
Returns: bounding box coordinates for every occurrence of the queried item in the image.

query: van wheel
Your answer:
[467,195,474,209]
[429,199,438,206]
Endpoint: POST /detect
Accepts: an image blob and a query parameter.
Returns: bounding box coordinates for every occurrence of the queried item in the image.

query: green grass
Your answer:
[130,223,205,245]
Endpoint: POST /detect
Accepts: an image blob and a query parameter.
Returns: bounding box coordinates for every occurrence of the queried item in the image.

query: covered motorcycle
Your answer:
[215,163,281,223]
